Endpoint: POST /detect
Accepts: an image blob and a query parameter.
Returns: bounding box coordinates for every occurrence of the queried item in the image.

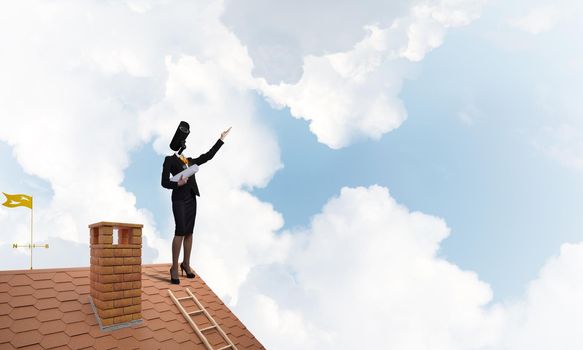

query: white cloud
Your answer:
[0,0,288,285]
[254,0,486,148]
[510,5,560,35]
[234,186,583,350]
[500,243,583,350]
[7,3,583,350]
[139,53,289,303]
[235,185,504,350]
[0,0,488,281]
[257,26,409,149]
[397,0,485,61]
[221,0,411,84]
[0,2,181,267]
[500,2,583,174]
[0,0,292,311]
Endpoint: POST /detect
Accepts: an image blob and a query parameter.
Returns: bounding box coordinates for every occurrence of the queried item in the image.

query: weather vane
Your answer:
[2,192,49,269]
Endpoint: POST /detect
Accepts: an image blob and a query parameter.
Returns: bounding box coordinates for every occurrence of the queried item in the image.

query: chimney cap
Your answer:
[88,221,144,229]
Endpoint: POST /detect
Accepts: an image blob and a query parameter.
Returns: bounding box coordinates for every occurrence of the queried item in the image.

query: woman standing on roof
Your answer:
[161,122,231,284]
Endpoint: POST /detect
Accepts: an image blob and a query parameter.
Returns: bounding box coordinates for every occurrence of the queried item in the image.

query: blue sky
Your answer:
[116,9,583,303]
[2,1,583,348]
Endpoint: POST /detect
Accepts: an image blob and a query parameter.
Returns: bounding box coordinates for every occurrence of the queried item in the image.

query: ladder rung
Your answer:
[200,325,216,332]
[169,288,238,350]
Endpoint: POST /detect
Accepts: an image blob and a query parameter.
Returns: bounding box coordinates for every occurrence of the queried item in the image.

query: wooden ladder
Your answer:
[168,288,238,350]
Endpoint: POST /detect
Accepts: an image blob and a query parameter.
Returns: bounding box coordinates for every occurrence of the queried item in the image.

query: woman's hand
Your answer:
[178,175,188,186]
[220,127,232,141]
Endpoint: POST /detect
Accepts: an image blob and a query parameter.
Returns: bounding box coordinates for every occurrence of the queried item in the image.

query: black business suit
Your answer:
[161,139,224,235]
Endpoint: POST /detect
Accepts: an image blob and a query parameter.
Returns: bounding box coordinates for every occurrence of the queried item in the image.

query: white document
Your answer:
[170,164,199,182]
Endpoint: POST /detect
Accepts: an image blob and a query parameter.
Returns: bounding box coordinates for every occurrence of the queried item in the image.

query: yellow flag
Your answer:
[2,193,33,209]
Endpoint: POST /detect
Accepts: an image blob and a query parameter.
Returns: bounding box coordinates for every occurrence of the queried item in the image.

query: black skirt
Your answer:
[172,195,197,236]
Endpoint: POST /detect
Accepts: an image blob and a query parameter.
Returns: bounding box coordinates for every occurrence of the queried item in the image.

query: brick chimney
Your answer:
[89,221,143,327]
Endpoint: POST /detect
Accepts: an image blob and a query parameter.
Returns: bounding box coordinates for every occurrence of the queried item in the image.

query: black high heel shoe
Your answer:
[169,268,180,285]
[180,262,195,279]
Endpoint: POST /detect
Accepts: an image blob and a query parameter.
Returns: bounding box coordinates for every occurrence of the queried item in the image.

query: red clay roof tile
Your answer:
[74,285,90,295]
[158,310,176,322]
[206,329,228,347]
[71,277,89,286]
[35,298,60,311]
[166,319,184,333]
[138,337,161,350]
[84,313,99,327]
[145,318,166,332]
[141,299,155,309]
[0,315,10,329]
[38,320,67,335]
[116,335,141,349]
[152,328,174,343]
[160,338,182,350]
[39,331,69,349]
[64,320,88,337]
[7,275,33,287]
[173,331,197,345]
[30,280,53,290]
[143,286,158,295]
[0,304,12,316]
[67,271,88,278]
[15,344,43,350]
[68,333,95,349]
[0,328,15,344]
[52,272,73,283]
[8,295,36,308]
[87,324,108,339]
[109,327,133,340]
[56,291,78,302]
[147,294,166,305]
[93,334,118,349]
[131,325,154,341]
[33,288,57,300]
[28,272,54,281]
[59,300,82,313]
[79,302,92,315]
[9,305,38,320]
[8,285,34,297]
[9,329,42,348]
[141,308,157,321]
[192,313,213,328]
[10,318,40,333]
[62,311,86,324]
[54,282,76,292]
[0,264,265,350]
[36,309,63,322]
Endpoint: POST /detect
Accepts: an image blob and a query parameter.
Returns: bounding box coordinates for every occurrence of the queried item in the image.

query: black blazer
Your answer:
[161,139,224,201]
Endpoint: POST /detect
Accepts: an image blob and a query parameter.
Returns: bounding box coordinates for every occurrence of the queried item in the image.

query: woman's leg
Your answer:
[171,199,188,279]
[182,196,196,273]
[182,234,193,270]
[171,235,184,277]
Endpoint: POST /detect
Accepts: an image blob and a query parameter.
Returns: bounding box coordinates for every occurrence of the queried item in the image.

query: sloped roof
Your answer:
[0,264,265,350]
